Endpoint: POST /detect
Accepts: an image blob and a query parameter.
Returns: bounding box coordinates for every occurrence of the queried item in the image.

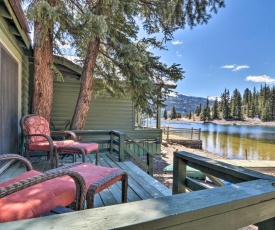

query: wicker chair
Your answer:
[0,154,86,223]
[0,154,128,223]
[20,114,99,169]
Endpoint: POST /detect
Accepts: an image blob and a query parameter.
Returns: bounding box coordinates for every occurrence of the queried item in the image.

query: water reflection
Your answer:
[161,121,275,160]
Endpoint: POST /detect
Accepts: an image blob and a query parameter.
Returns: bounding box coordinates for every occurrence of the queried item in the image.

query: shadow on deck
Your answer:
[0,152,171,208]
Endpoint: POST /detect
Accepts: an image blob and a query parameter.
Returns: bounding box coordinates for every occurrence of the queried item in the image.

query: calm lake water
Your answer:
[160,120,275,160]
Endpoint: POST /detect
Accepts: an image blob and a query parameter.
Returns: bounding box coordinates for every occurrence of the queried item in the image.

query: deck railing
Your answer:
[172,150,275,229]
[72,130,154,175]
[4,150,275,229]
[162,126,201,141]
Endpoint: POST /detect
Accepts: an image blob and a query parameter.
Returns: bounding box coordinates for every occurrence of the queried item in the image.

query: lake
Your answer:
[159,120,275,160]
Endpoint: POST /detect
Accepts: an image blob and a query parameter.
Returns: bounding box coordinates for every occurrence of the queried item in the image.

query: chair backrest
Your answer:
[21,115,51,143]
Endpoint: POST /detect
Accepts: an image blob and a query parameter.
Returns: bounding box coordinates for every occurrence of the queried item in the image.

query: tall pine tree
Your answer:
[170,106,177,120]
[220,88,231,119]
[231,89,242,120]
[212,97,219,120]
[22,0,225,129]
[163,108,168,120]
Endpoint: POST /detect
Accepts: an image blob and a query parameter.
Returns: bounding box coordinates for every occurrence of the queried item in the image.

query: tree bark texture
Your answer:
[70,38,100,130]
[32,0,55,122]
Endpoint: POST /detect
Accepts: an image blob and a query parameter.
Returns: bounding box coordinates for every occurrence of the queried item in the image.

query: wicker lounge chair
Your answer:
[0,154,86,223]
[0,154,128,222]
[20,114,99,168]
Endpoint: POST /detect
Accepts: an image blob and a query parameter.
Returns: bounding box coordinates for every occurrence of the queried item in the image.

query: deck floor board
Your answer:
[0,152,171,208]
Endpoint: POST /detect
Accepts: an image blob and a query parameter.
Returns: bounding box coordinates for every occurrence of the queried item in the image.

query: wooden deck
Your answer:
[0,152,171,208]
[2,151,275,229]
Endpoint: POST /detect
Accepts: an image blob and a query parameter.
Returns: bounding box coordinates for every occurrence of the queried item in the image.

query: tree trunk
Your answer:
[70,38,100,130]
[32,0,55,122]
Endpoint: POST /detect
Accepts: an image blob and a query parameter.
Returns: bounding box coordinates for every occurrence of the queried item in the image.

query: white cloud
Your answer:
[221,64,250,71]
[172,40,183,45]
[233,65,250,71]
[176,52,182,57]
[246,75,275,84]
[221,65,235,69]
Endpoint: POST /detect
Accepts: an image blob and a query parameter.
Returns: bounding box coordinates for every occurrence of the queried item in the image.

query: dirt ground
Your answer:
[153,141,236,189]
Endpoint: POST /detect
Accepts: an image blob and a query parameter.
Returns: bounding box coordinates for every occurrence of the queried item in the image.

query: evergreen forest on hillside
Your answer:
[165,84,275,122]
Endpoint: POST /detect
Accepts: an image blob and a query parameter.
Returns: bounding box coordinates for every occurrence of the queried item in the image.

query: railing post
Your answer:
[147,153,153,176]
[198,128,201,140]
[191,127,193,140]
[173,153,187,194]
[119,133,125,162]
[167,126,169,140]
[110,132,114,155]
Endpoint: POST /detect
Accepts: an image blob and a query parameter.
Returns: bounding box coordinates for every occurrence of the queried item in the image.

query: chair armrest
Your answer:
[0,169,86,211]
[0,154,33,171]
[51,131,77,141]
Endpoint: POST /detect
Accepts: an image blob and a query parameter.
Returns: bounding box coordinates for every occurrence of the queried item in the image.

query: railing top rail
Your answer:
[71,130,112,135]
[69,130,127,136]
[174,151,275,182]
[4,179,275,229]
[161,126,201,131]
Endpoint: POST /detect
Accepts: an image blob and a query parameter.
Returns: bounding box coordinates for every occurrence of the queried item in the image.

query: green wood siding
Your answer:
[52,78,134,132]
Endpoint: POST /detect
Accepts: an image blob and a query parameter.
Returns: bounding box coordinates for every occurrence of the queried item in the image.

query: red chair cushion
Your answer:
[28,140,75,151]
[0,170,76,223]
[68,163,123,193]
[59,142,99,154]
[23,116,51,143]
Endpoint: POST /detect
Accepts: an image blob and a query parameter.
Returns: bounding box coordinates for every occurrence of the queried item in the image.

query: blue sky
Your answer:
[153,0,275,98]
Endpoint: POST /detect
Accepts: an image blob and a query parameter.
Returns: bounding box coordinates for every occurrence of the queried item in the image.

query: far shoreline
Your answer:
[162,117,275,127]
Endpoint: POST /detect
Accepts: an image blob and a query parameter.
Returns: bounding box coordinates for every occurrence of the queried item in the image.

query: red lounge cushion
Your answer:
[69,163,122,193]
[59,143,99,154]
[28,140,75,151]
[0,171,76,223]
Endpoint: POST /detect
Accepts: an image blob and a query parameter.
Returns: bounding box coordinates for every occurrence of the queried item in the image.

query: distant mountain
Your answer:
[164,94,215,114]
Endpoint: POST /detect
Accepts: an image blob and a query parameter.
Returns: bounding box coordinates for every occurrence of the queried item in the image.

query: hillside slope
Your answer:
[164,94,215,114]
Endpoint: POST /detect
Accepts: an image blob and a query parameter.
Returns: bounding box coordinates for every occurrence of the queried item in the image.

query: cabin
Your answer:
[1,1,275,229]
